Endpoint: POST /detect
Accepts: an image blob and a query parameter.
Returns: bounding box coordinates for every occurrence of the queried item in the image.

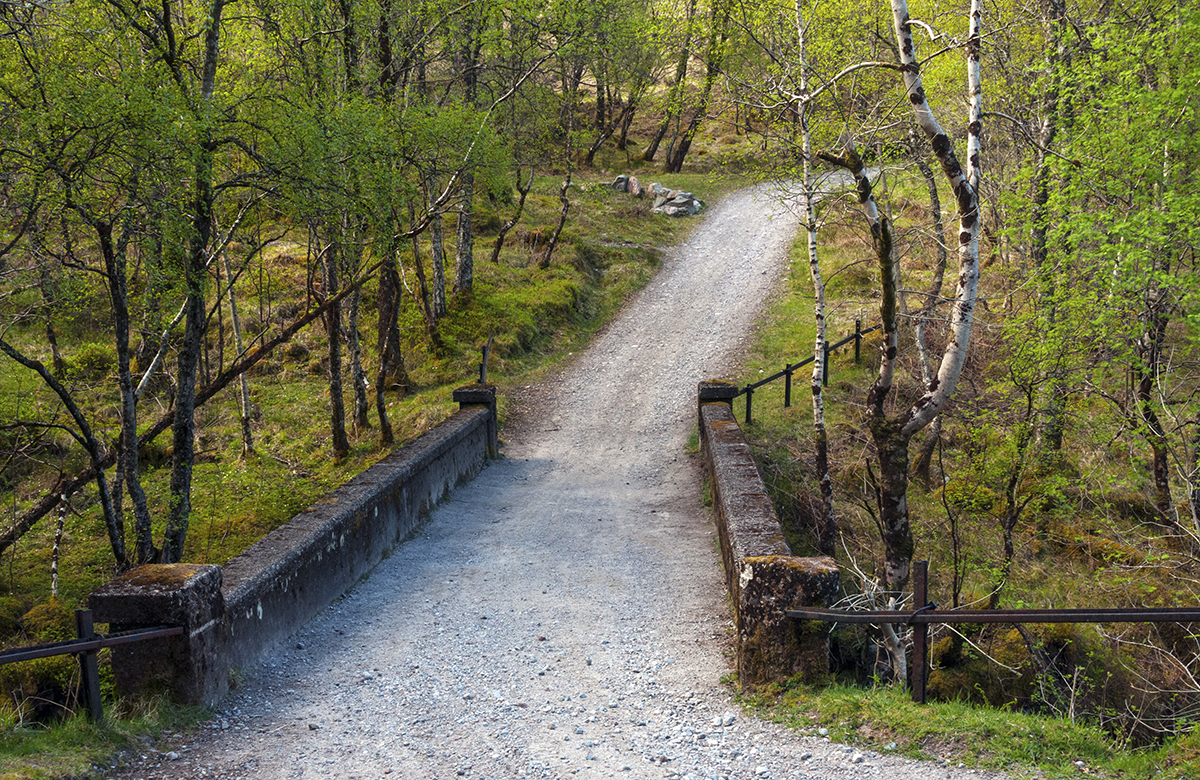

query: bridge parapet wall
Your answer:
[91,386,497,706]
[697,381,838,689]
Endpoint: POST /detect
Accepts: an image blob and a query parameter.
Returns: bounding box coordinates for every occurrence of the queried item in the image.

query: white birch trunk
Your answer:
[890,0,982,440]
[797,0,836,558]
[221,249,254,454]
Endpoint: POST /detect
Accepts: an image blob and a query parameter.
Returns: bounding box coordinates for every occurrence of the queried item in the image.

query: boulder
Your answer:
[609,174,629,192]
[628,176,642,198]
[655,192,704,217]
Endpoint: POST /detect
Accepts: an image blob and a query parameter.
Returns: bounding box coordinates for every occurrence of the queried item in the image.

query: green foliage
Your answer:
[64,343,115,383]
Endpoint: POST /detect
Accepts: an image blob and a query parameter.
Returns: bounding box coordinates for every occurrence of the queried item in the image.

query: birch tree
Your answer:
[794,0,836,558]
[820,0,983,608]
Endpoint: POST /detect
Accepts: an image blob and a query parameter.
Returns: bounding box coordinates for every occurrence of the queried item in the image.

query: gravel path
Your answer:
[117,185,1010,780]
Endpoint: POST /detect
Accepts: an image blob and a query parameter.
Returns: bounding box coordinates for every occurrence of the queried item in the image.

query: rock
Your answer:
[722,712,736,726]
[628,177,642,198]
[164,752,180,761]
[610,175,629,192]
[653,191,704,217]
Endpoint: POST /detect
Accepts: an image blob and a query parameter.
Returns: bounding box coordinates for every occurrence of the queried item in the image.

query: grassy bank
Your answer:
[730,174,1200,776]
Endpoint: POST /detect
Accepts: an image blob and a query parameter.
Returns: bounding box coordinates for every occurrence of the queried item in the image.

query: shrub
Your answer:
[66,342,115,382]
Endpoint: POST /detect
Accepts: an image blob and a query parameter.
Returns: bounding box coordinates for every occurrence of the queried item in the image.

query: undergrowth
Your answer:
[733,168,1200,775]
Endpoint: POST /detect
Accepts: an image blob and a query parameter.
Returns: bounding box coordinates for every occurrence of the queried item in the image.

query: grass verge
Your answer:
[741,681,1200,779]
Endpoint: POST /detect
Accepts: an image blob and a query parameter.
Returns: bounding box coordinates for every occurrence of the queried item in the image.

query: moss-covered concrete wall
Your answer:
[698,384,839,689]
[92,392,495,706]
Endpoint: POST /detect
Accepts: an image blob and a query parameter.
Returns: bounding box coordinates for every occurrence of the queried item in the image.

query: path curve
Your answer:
[118,185,1007,780]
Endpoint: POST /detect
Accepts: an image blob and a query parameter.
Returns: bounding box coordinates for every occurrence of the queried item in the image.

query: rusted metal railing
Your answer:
[738,319,880,425]
[0,609,183,721]
[788,561,1200,703]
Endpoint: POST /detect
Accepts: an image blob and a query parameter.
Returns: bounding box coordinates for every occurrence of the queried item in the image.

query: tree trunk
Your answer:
[795,0,836,557]
[869,416,915,591]
[37,260,66,375]
[98,218,155,565]
[616,100,636,151]
[325,242,350,458]
[817,0,984,603]
[1134,300,1177,529]
[408,203,443,352]
[540,172,571,269]
[164,239,206,562]
[643,0,697,162]
[163,0,228,563]
[427,173,448,317]
[490,167,534,264]
[664,0,727,173]
[595,74,606,129]
[375,248,408,447]
[221,249,254,455]
[1189,415,1200,534]
[1031,0,1069,455]
[911,416,942,491]
[454,170,475,296]
[348,284,370,431]
[910,145,948,491]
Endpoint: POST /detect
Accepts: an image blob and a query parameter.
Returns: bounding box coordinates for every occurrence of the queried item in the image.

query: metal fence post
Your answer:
[912,561,929,704]
[784,365,792,408]
[745,387,754,425]
[75,609,103,722]
[478,337,493,384]
[854,319,862,364]
[822,344,830,387]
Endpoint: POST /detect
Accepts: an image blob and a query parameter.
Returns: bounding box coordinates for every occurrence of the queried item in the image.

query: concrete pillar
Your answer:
[453,383,498,458]
[698,379,739,429]
[697,383,839,689]
[90,564,227,706]
[736,555,838,688]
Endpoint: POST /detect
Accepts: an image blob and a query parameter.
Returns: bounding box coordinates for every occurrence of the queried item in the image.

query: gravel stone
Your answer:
[112,183,1009,780]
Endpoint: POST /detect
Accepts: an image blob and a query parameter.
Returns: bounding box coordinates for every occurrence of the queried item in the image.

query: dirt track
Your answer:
[114,184,1008,780]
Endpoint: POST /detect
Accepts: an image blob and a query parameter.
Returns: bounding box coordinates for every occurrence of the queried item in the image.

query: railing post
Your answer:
[822,343,830,387]
[698,380,739,427]
[912,560,929,704]
[745,387,753,425]
[454,383,499,459]
[74,609,103,722]
[784,365,792,409]
[854,319,862,364]
[478,337,493,384]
